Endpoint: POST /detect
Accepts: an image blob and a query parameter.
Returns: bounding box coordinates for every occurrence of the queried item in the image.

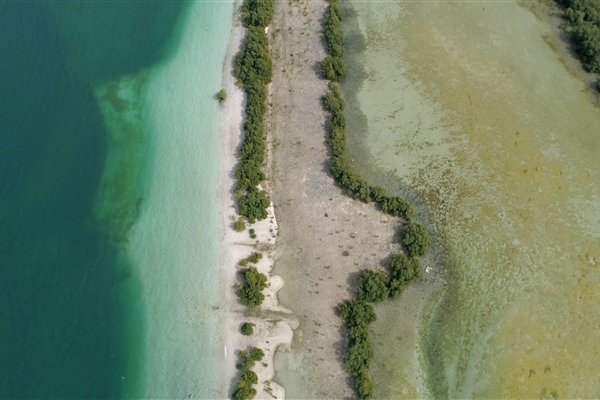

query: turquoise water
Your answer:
[127,3,234,397]
[0,2,231,398]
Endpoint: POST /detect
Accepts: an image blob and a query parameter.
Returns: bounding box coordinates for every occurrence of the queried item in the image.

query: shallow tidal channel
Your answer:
[343,0,600,398]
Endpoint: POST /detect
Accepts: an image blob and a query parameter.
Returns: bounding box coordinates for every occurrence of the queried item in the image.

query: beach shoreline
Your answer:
[218,4,294,398]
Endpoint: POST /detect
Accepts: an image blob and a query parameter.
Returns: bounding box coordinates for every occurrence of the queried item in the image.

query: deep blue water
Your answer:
[0,3,185,398]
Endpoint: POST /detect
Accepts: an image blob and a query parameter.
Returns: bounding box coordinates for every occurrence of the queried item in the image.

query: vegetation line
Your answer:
[320,0,431,398]
[234,0,275,223]
[557,0,600,76]
[230,1,274,399]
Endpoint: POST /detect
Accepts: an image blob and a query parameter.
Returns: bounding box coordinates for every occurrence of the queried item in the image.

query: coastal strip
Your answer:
[219,1,294,399]
[264,0,429,397]
[319,1,430,398]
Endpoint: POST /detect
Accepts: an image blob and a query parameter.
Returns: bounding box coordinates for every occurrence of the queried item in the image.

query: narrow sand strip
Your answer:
[219,4,294,399]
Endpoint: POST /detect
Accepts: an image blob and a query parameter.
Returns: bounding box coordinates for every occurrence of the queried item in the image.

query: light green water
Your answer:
[346,0,600,398]
[94,3,234,397]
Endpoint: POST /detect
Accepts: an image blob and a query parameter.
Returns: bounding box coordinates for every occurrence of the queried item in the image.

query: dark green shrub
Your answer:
[241,322,255,336]
[217,89,227,102]
[357,270,390,302]
[235,27,273,86]
[249,228,257,239]
[389,254,421,297]
[338,299,376,327]
[238,188,270,223]
[402,222,431,257]
[324,3,345,57]
[249,347,265,361]
[321,55,347,82]
[561,0,600,25]
[232,380,256,400]
[240,252,263,266]
[241,371,258,385]
[557,0,600,73]
[572,22,600,73]
[380,196,414,219]
[234,219,247,232]
[241,0,274,28]
[236,267,267,307]
[232,370,258,400]
[233,9,273,225]
[232,347,263,400]
[236,159,266,193]
[322,83,345,114]
[338,300,376,400]
[355,374,375,400]
[236,347,263,371]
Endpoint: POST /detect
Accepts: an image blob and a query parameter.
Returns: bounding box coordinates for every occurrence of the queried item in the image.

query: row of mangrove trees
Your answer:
[231,1,275,399]
[558,0,600,74]
[320,0,432,398]
[234,0,275,223]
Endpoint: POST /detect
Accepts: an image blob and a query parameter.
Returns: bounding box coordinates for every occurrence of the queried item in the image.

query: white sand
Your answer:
[219,5,294,399]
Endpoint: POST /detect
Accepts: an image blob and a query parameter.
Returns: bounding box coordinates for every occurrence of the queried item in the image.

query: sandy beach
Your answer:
[219,4,295,398]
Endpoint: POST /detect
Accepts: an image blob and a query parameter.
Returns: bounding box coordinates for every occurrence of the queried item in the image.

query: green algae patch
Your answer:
[348,0,600,398]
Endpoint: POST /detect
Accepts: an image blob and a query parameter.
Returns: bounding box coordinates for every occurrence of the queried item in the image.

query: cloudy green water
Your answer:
[0,2,231,397]
[343,0,600,398]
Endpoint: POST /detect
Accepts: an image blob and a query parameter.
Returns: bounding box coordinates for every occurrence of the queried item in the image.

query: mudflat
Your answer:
[265,0,415,398]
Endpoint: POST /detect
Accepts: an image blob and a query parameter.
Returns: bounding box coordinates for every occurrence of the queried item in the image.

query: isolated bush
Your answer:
[402,222,431,257]
[241,322,255,336]
[217,89,227,102]
[234,219,247,232]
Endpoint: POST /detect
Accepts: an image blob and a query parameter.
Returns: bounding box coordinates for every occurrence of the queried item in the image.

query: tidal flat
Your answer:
[344,0,600,398]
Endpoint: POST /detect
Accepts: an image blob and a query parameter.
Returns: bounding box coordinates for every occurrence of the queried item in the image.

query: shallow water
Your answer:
[125,3,233,397]
[346,0,600,398]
